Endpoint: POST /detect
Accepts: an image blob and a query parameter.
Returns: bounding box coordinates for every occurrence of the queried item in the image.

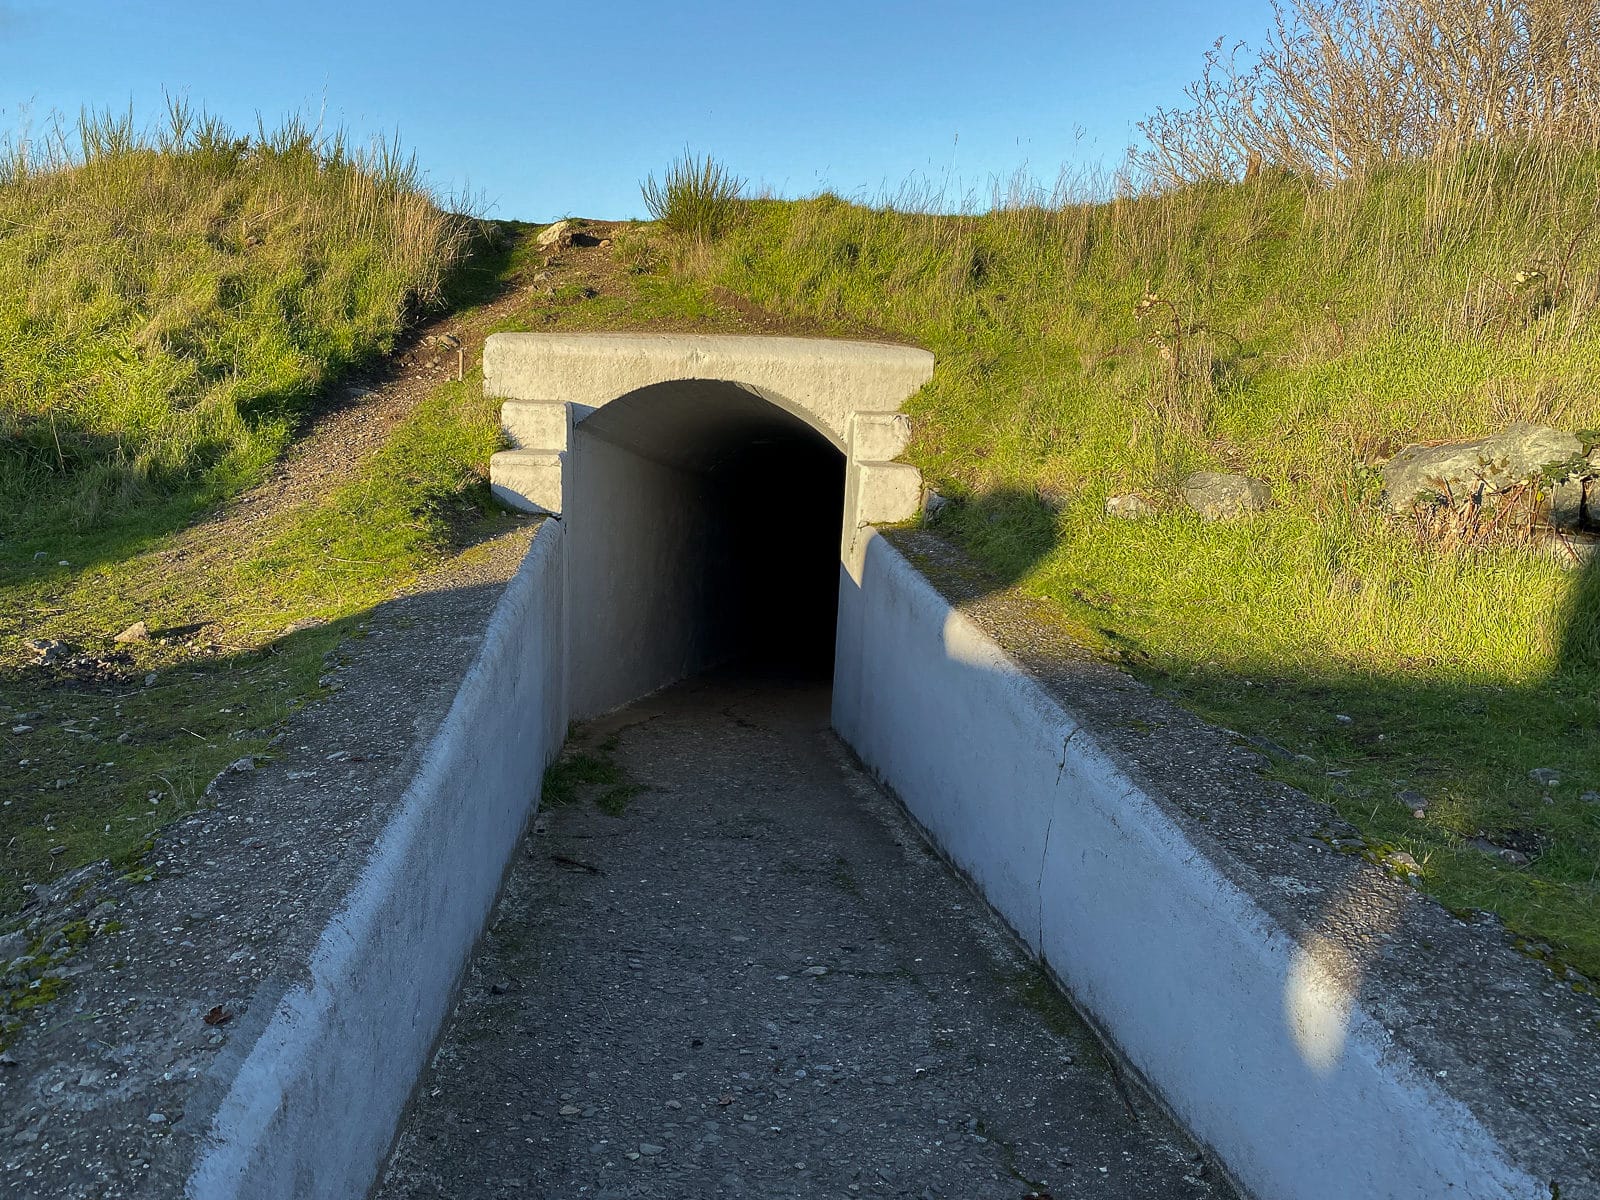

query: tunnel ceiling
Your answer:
[576,379,841,473]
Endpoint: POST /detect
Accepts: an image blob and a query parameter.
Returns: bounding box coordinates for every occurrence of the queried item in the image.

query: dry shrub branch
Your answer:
[1136,0,1600,187]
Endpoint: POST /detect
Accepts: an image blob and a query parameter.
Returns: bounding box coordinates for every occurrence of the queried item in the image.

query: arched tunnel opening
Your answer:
[564,379,847,718]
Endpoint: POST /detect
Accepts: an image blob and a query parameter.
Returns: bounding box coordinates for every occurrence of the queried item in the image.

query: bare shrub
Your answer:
[1135,0,1600,187]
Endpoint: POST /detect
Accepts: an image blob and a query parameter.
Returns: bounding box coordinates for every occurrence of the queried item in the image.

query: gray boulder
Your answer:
[1180,472,1271,521]
[1381,423,1582,513]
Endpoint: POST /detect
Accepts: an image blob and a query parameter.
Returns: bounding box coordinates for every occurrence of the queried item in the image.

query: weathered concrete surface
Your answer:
[833,528,1600,1200]
[377,675,1228,1200]
[0,519,564,1200]
[485,334,932,531]
[484,333,933,449]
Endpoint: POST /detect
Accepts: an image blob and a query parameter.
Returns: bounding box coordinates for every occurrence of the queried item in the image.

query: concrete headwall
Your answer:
[832,530,1544,1200]
[187,522,570,1200]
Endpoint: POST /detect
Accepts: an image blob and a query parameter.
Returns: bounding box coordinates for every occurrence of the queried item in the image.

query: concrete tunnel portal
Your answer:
[483,333,937,719]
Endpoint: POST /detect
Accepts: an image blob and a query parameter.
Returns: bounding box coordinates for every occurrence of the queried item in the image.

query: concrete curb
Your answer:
[833,530,1560,1200]
[185,523,569,1199]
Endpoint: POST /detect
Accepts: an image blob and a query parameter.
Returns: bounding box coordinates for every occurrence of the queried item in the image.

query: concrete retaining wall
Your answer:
[832,530,1542,1200]
[187,522,570,1200]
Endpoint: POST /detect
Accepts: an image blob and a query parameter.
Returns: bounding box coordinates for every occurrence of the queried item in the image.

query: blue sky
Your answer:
[2,1,1275,220]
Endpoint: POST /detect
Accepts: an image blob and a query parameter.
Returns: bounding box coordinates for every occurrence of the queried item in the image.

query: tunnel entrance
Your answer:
[564,379,847,718]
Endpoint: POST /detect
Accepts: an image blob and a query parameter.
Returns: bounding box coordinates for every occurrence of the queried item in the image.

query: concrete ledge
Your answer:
[490,449,565,515]
[187,523,569,1199]
[834,529,1598,1200]
[851,461,923,526]
[502,400,571,451]
[849,411,913,461]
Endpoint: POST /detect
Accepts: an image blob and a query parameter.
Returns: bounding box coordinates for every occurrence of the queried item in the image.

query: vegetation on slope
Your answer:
[664,140,1600,978]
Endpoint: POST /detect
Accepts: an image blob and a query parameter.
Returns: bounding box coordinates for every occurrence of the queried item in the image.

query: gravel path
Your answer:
[377,673,1230,1200]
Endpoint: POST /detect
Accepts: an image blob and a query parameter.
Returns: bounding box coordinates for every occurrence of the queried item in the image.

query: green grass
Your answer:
[0,188,515,922]
[0,110,469,556]
[675,146,1600,980]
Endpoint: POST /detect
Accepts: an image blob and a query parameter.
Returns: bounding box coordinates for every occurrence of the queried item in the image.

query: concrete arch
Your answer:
[484,333,934,534]
[482,333,934,718]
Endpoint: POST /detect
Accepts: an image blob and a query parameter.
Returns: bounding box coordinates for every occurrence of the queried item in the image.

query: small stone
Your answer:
[537,220,572,249]
[1104,493,1154,519]
[32,551,46,561]
[559,1105,581,1116]
[228,757,256,774]
[639,1143,665,1156]
[1396,789,1427,813]
[1383,850,1421,876]
[1528,767,1561,788]
[57,560,69,567]
[11,725,32,735]
[1580,791,1600,805]
[802,965,828,976]
[626,1151,641,1161]
[143,673,158,687]
[1180,471,1271,521]
[147,1112,167,1124]
[665,1099,683,1109]
[113,621,149,644]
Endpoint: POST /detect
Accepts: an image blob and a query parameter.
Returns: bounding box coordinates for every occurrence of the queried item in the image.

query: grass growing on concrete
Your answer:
[676,147,1600,978]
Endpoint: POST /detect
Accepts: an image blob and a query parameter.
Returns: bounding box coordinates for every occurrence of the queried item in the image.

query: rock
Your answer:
[1246,735,1294,763]
[1180,472,1271,520]
[10,725,32,735]
[25,638,70,667]
[639,1143,665,1156]
[1580,791,1600,805]
[1384,850,1421,876]
[1548,478,1585,528]
[1381,423,1582,513]
[113,621,149,644]
[1529,767,1561,787]
[559,1105,580,1116]
[32,551,45,561]
[537,220,572,249]
[1105,493,1154,519]
[1396,790,1428,816]
[921,490,950,525]
[802,965,829,976]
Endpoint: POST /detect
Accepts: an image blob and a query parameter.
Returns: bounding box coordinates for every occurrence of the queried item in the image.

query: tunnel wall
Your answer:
[188,522,570,1200]
[831,530,1543,1200]
[566,431,730,718]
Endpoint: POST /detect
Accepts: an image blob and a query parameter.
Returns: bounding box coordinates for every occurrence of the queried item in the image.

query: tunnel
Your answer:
[564,379,848,718]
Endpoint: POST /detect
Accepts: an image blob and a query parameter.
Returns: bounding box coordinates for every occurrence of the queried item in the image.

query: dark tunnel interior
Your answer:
[567,379,850,711]
[710,436,846,678]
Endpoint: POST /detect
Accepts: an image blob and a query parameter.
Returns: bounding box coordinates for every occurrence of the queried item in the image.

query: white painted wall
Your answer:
[831,530,1540,1200]
[188,522,570,1200]
[565,429,733,719]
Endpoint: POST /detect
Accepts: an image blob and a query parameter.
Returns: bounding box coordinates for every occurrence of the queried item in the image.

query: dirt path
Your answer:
[377,674,1228,1200]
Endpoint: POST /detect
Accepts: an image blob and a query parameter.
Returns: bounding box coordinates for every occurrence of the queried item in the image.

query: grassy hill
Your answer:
[671,144,1600,980]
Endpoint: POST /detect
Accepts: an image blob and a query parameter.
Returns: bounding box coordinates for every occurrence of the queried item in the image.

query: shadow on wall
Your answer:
[897,484,1600,1072]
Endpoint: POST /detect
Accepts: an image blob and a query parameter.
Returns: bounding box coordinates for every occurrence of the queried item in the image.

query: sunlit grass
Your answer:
[680,147,1600,977]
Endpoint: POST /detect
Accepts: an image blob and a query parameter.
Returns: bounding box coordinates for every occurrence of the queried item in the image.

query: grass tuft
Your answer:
[640,152,745,244]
